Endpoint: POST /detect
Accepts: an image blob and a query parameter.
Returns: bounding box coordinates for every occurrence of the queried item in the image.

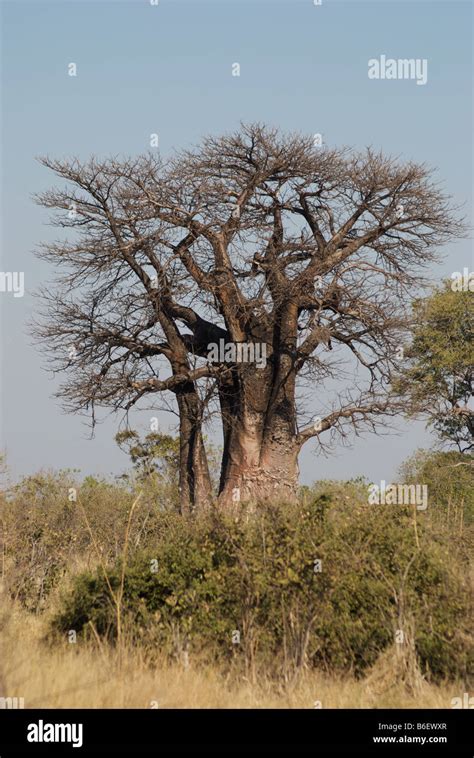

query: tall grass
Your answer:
[0,597,463,709]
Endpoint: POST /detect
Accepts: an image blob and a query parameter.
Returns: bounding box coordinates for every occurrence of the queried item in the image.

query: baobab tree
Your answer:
[33,124,464,510]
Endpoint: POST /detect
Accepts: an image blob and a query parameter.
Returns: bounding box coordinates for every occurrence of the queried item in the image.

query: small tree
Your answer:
[115,429,179,485]
[395,282,474,453]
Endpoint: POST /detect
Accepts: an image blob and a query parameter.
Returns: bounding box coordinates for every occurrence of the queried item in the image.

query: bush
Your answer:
[0,469,177,612]
[52,491,472,683]
[400,449,474,529]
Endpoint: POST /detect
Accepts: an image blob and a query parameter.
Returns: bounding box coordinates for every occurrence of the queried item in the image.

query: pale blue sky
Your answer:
[0,0,472,484]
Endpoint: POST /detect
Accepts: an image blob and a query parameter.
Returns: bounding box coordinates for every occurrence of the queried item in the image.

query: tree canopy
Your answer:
[33,124,465,508]
[395,281,474,453]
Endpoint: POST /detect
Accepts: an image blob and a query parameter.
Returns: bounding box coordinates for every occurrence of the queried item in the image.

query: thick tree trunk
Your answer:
[217,301,300,507]
[218,419,299,505]
[217,371,300,506]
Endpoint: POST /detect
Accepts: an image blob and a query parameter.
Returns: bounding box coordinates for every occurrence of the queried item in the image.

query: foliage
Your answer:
[395,281,474,452]
[400,449,474,529]
[51,486,472,683]
[0,469,174,612]
[115,429,221,495]
[3,451,471,684]
[116,429,180,484]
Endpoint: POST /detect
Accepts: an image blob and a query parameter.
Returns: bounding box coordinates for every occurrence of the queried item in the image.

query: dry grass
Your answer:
[0,597,461,710]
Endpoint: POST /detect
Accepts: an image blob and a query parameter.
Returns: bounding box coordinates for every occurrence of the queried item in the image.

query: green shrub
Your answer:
[52,494,472,683]
[400,449,474,529]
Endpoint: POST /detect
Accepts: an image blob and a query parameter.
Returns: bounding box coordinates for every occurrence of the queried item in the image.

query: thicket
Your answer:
[1,452,472,685]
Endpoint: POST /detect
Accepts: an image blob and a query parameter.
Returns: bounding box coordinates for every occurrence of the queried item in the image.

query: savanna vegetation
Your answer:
[1,123,472,709]
[0,439,472,708]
